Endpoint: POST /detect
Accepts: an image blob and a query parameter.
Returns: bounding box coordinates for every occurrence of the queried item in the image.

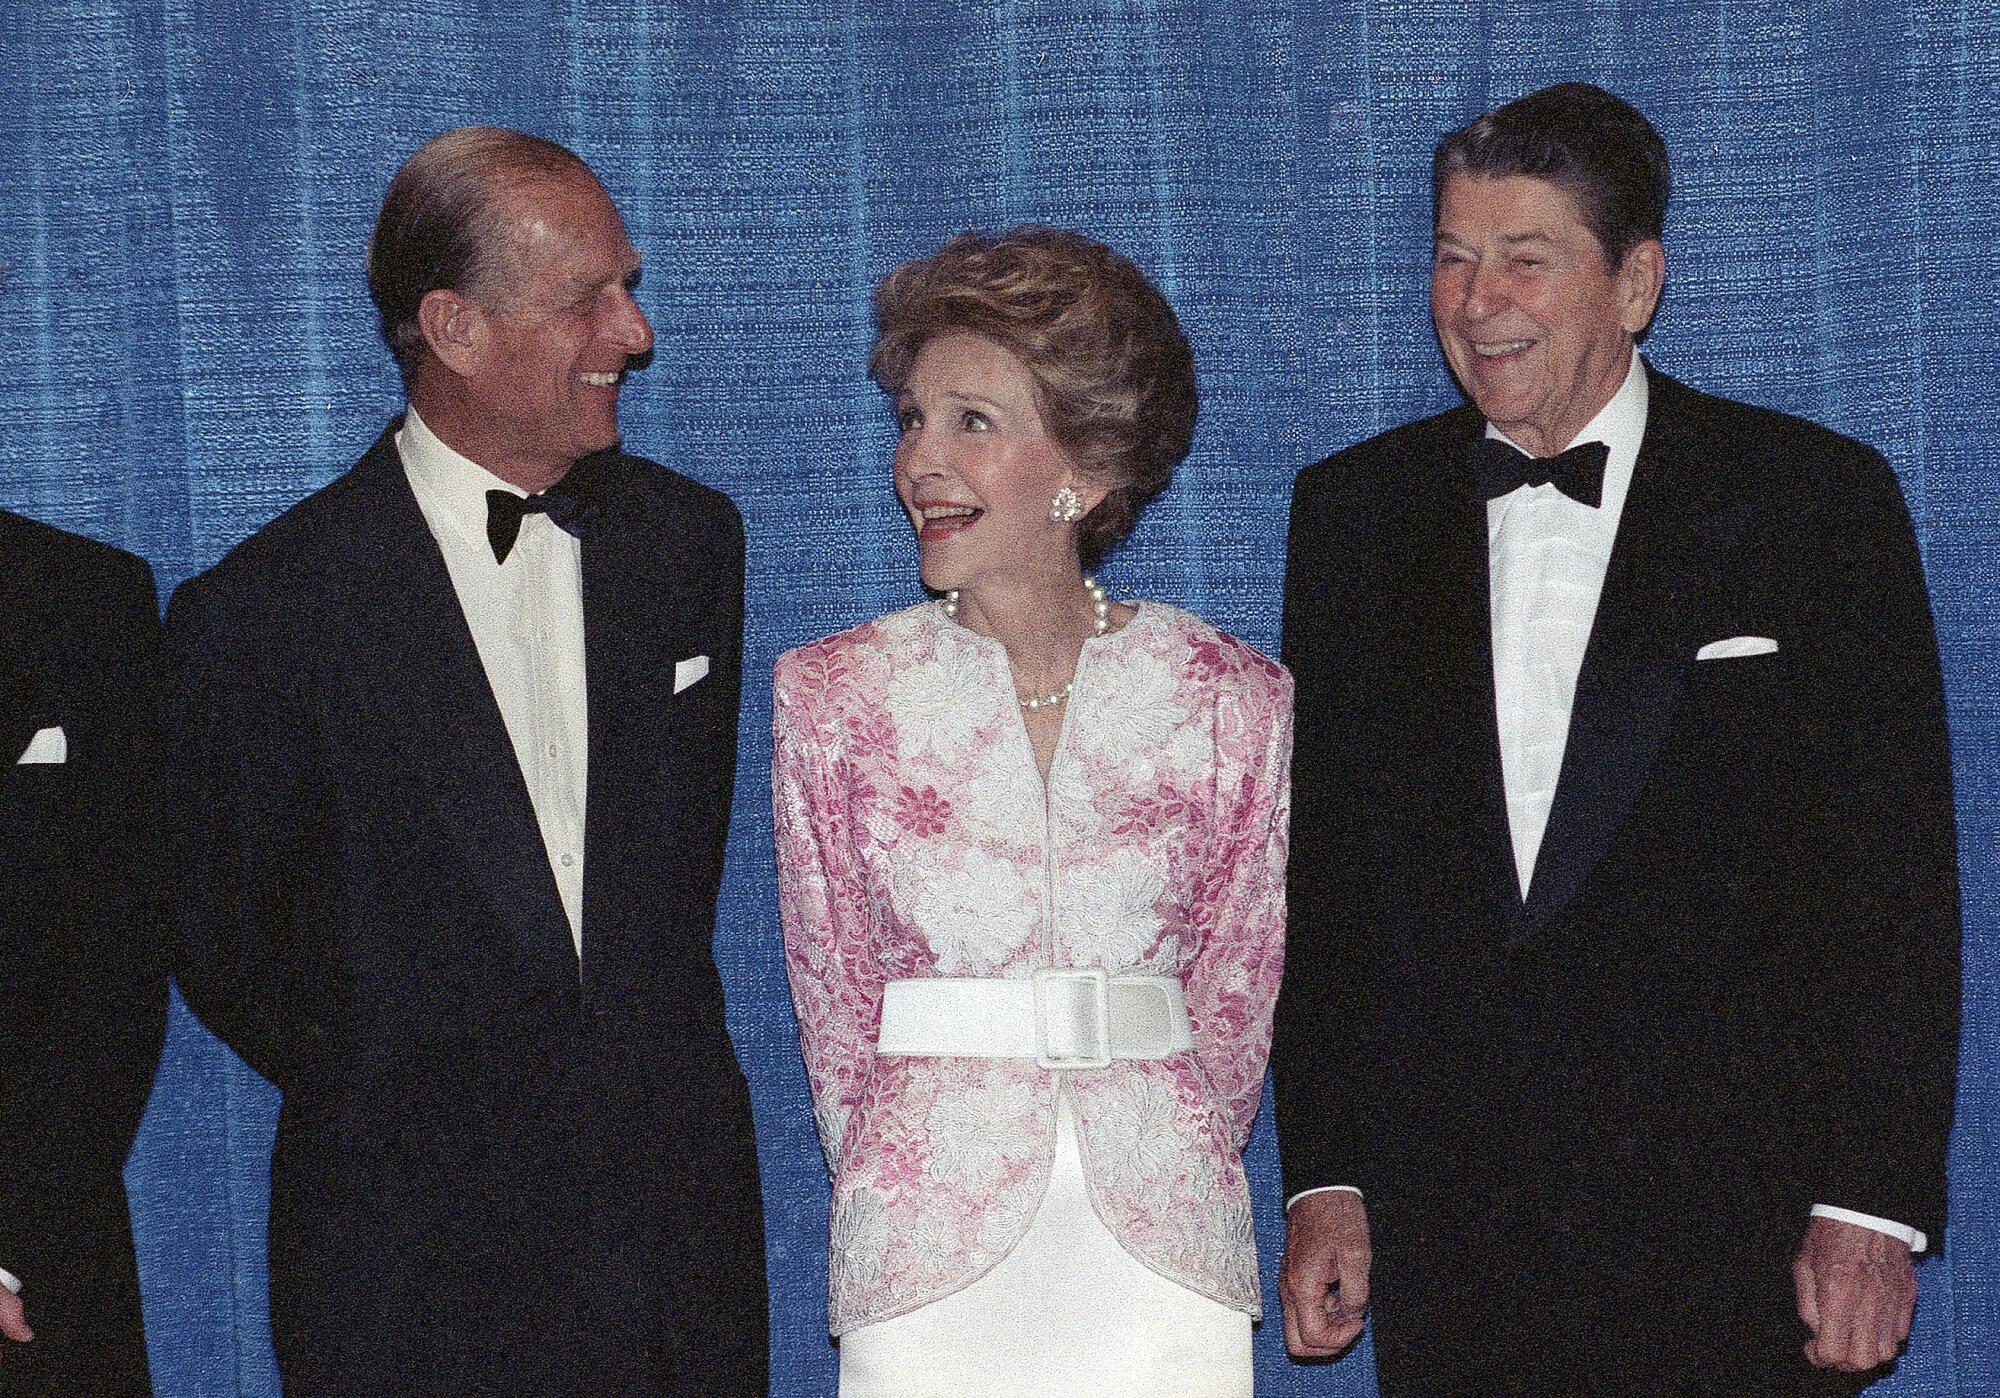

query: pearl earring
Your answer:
[1049,486,1084,523]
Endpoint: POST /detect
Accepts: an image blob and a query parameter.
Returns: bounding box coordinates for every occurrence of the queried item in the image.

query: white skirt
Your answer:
[837,1096,1254,1398]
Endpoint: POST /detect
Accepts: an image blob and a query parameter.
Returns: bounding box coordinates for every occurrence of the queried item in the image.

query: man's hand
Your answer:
[1794,1215,1917,1372]
[0,1289,31,1354]
[1279,1190,1371,1358]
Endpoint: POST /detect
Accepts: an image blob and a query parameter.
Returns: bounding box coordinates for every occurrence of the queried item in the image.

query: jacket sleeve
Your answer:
[1270,455,1387,1200]
[1184,661,1292,1151]
[1786,444,1960,1244]
[772,653,883,1177]
[163,575,322,1091]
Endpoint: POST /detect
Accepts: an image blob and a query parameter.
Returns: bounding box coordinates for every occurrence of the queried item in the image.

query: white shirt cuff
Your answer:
[1812,1204,1926,1254]
[0,1266,20,1295]
[1286,1184,1364,1213]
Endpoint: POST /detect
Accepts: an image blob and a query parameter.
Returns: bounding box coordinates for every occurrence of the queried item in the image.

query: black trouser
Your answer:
[1366,1187,1882,1397]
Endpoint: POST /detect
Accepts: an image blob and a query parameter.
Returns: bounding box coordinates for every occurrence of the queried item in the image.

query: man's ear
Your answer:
[416,289,485,378]
[1617,239,1667,336]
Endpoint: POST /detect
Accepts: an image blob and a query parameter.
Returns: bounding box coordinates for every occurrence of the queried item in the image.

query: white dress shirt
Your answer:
[399,407,590,956]
[1487,352,1647,896]
[1291,352,1922,1254]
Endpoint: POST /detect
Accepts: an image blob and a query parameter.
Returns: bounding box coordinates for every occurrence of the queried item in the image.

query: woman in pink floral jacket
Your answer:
[774,227,1290,1397]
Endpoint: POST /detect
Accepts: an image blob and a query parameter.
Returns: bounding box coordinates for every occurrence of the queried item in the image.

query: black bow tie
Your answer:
[486,483,591,564]
[1469,437,1610,508]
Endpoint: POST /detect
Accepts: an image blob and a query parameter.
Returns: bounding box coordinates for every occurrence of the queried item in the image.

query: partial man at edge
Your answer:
[2,508,167,1396]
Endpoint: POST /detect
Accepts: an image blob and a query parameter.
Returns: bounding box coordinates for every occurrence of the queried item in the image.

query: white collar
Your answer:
[1483,350,1649,523]
[396,405,533,554]
[1484,348,1649,465]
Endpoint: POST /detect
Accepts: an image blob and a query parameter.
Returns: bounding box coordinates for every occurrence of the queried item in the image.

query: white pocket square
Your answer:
[673,655,710,694]
[15,725,67,764]
[1695,636,1778,661]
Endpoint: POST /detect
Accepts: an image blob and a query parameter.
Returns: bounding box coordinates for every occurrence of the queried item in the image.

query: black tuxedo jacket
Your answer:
[0,509,165,1397]
[1273,365,1959,1370]
[166,429,767,1397]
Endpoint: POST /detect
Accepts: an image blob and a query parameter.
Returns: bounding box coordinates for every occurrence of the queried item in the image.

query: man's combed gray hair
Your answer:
[366,127,595,386]
[1434,82,1670,268]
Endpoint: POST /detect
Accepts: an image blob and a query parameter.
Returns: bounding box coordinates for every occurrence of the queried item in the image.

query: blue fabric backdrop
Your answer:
[1,3,1993,1394]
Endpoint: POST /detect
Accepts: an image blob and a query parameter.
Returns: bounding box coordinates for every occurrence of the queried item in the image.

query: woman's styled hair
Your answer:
[869,227,1198,572]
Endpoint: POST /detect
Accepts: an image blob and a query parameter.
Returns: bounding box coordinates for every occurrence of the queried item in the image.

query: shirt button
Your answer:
[560,853,576,868]
[547,744,559,757]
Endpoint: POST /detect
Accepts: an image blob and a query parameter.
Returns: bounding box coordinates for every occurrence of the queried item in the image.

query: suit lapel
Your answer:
[0,536,39,772]
[338,430,579,984]
[0,541,44,767]
[1518,370,1736,936]
[575,459,710,982]
[0,652,36,771]
[1401,414,1524,937]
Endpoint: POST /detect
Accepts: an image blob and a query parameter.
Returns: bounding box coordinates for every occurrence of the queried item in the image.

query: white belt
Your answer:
[876,968,1194,1070]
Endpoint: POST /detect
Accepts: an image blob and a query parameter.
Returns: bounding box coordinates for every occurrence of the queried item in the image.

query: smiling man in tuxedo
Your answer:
[166,128,767,1396]
[1,511,165,1396]
[1273,83,1959,1394]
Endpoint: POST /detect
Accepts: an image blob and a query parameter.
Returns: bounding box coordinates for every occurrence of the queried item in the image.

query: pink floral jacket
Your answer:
[773,600,1291,1334]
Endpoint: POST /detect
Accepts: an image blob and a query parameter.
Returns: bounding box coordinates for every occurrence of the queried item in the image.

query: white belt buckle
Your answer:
[1033,966,1112,1070]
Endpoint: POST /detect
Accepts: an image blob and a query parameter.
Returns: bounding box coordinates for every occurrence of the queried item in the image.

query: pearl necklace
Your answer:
[941,577,1111,711]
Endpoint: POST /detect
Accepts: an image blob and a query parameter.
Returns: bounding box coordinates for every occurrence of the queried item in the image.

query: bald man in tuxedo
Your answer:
[166,129,766,1396]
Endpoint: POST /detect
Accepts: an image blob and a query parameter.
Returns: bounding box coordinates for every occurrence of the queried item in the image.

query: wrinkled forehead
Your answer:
[1433,171,1593,244]
[493,170,638,278]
